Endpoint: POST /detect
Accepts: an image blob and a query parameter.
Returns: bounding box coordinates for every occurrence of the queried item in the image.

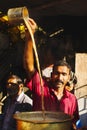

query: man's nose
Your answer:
[57,74,63,80]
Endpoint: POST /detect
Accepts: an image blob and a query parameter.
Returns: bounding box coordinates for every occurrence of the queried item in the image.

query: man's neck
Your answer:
[54,88,64,100]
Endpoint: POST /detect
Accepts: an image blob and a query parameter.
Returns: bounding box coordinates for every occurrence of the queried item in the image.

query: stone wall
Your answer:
[75,53,87,126]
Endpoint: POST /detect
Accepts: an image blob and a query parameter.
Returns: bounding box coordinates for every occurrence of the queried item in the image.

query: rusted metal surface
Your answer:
[14,111,73,130]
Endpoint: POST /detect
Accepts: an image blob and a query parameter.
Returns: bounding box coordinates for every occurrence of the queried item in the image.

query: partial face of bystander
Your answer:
[6,78,20,96]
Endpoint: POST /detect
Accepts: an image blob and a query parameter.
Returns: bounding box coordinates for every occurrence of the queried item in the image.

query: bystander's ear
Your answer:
[19,84,24,91]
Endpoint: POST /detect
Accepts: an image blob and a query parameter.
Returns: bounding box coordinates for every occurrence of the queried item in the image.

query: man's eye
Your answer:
[62,73,67,76]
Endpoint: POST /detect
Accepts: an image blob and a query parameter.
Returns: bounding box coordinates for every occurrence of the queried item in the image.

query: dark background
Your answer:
[0,0,87,94]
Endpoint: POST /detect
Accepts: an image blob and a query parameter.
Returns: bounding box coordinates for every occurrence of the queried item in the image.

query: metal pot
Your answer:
[14,111,73,130]
[7,6,29,25]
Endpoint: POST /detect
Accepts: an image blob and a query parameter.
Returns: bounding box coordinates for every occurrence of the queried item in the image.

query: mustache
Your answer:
[55,79,64,84]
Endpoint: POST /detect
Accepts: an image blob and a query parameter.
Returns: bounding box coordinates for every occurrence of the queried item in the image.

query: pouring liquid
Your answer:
[7,6,45,120]
[23,17,45,120]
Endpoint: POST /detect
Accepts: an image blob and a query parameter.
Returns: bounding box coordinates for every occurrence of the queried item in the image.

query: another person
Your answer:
[2,74,32,130]
[24,18,79,129]
[65,71,77,94]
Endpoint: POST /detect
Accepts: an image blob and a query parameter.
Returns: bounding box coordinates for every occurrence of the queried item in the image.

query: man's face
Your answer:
[6,78,19,96]
[51,66,70,90]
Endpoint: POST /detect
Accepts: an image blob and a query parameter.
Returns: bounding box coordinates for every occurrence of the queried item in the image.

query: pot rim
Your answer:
[14,111,73,124]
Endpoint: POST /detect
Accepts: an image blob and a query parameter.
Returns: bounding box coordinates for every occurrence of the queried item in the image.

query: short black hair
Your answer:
[53,60,71,74]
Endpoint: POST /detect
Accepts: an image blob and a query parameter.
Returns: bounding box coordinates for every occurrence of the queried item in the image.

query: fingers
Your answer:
[28,18,38,30]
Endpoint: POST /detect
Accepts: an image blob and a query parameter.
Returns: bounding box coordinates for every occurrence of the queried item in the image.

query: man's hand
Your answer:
[0,102,4,106]
[25,18,38,34]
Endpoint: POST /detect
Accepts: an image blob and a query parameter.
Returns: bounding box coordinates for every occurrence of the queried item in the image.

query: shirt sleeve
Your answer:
[26,71,41,91]
[73,98,80,124]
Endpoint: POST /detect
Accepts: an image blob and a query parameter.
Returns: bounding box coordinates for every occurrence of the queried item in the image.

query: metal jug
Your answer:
[7,6,29,25]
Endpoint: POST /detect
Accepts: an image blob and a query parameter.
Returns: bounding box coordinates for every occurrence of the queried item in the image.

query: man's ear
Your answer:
[66,72,71,84]
[68,74,71,83]
[19,83,23,88]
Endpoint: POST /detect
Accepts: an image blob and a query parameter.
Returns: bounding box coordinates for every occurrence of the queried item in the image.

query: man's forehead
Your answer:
[54,66,70,73]
[8,78,17,83]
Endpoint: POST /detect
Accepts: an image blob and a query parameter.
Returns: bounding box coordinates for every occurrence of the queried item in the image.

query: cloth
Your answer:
[2,92,32,130]
[42,65,53,78]
[26,71,79,124]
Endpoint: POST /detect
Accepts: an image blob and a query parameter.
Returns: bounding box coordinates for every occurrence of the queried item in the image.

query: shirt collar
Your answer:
[50,87,69,98]
[16,91,24,102]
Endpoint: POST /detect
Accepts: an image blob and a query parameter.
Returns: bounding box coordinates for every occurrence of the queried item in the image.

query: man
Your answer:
[2,74,32,130]
[24,18,79,129]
